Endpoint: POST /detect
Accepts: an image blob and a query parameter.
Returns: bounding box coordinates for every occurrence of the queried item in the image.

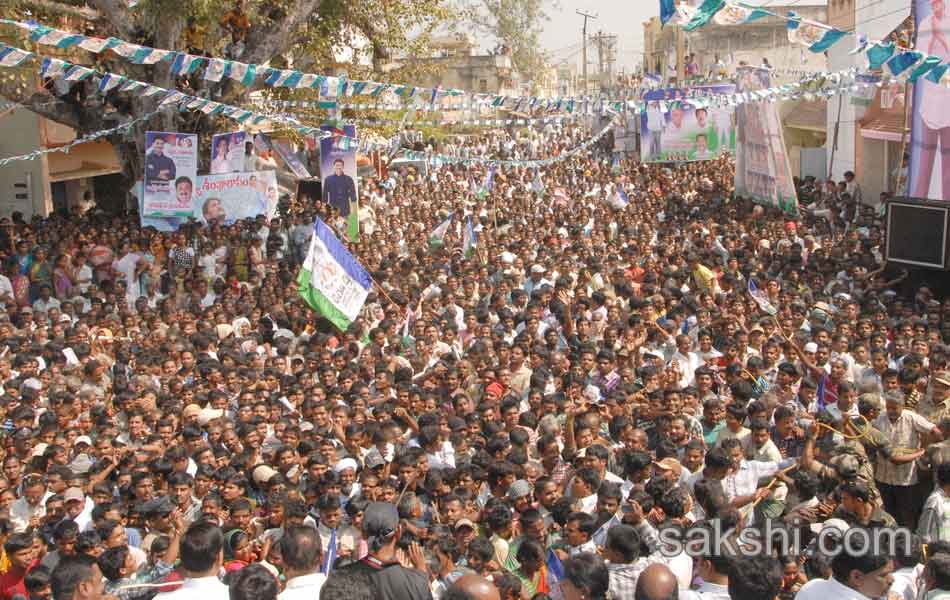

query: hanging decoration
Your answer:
[661,1,944,84]
[1,19,645,113]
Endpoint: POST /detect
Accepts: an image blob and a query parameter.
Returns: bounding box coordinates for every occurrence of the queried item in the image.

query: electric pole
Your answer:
[591,31,618,94]
[576,10,597,96]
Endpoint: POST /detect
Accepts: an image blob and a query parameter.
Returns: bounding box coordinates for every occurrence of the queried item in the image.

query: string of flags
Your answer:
[0,106,171,167]
[0,36,916,169]
[0,40,626,168]
[3,18,653,115]
[250,97,613,117]
[661,1,948,86]
[267,108,581,128]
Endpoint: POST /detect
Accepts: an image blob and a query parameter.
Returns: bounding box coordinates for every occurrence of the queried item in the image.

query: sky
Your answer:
[539,1,658,74]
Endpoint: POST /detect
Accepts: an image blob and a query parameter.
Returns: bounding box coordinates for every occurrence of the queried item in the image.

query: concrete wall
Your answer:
[0,107,52,218]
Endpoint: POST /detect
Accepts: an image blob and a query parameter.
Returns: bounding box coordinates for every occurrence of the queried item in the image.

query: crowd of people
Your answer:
[0,114,944,600]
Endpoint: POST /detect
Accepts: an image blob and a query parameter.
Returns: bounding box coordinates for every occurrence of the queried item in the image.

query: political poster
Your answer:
[320,124,359,242]
[133,170,278,231]
[143,132,198,217]
[256,132,313,179]
[639,84,736,162]
[734,66,798,212]
[194,171,279,226]
[210,131,247,174]
[908,0,950,201]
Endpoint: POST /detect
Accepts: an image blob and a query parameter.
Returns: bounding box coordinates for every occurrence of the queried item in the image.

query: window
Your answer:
[479,79,488,93]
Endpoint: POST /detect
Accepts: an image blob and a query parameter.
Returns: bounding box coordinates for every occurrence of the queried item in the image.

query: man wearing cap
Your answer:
[326,501,431,600]
[523,265,551,297]
[919,370,950,425]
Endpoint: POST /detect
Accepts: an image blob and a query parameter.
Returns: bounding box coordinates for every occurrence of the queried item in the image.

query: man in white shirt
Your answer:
[10,474,51,532]
[794,541,895,600]
[155,521,229,600]
[278,525,326,600]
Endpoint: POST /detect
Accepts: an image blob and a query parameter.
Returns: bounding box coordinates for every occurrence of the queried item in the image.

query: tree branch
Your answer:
[351,14,391,73]
[0,81,82,130]
[85,0,136,39]
[242,0,324,66]
[20,0,101,20]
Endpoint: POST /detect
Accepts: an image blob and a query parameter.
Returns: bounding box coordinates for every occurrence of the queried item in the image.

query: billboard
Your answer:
[143,132,198,217]
[908,0,950,200]
[320,124,359,241]
[134,170,278,232]
[639,84,736,162]
[210,131,247,174]
[734,66,797,212]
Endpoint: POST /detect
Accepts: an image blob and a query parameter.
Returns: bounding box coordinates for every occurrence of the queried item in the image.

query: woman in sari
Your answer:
[230,233,250,282]
[53,254,76,300]
[27,246,52,303]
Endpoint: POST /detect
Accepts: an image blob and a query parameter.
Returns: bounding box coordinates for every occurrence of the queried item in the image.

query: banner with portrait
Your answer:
[734,66,798,212]
[639,84,736,162]
[143,131,198,217]
[210,131,247,174]
[133,170,278,231]
[320,124,359,242]
[908,0,950,201]
[256,132,313,179]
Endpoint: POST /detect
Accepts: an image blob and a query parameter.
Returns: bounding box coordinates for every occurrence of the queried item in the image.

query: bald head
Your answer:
[636,563,679,600]
[449,574,501,600]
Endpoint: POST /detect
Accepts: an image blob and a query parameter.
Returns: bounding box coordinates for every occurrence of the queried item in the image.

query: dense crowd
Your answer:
[0,115,944,600]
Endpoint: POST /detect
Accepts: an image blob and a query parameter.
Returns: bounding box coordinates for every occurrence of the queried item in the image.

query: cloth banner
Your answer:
[734,67,798,212]
[640,85,736,162]
[133,170,278,231]
[143,132,198,217]
[908,0,950,201]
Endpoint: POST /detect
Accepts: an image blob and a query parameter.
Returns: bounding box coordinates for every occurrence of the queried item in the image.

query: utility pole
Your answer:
[577,10,597,96]
[590,31,618,94]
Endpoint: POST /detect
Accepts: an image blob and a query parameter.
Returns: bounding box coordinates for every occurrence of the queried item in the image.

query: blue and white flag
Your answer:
[0,47,33,68]
[430,213,453,246]
[592,513,622,547]
[608,187,630,210]
[322,528,337,574]
[714,2,770,25]
[297,218,372,332]
[748,279,777,315]
[98,73,125,92]
[40,57,69,79]
[64,65,94,81]
[31,28,83,49]
[531,170,545,194]
[204,58,228,82]
[660,0,677,25]
[477,167,495,199]
[787,15,846,53]
[78,36,113,53]
[171,53,202,75]
[228,62,257,86]
[463,216,476,258]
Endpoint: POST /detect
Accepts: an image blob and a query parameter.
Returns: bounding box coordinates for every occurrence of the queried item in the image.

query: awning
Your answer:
[47,139,122,182]
[860,112,907,143]
[784,100,827,132]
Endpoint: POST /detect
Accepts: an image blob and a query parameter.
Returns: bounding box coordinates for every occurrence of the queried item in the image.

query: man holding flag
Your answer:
[477,167,495,200]
[463,216,477,259]
[430,212,453,248]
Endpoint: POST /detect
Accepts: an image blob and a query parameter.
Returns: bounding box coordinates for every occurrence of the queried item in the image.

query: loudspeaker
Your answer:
[885,198,950,270]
